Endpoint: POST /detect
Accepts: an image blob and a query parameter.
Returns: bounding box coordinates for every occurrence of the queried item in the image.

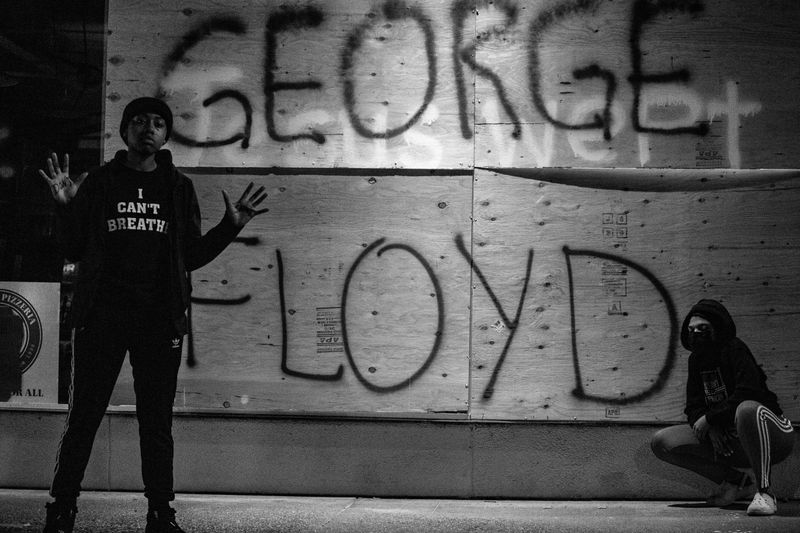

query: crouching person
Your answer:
[651,299,794,515]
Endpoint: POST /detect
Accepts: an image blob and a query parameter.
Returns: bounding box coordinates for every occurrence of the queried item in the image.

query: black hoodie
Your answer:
[56,149,242,334]
[682,299,782,428]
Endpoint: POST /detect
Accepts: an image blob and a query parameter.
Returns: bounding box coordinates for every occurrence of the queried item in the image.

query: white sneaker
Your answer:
[747,491,778,516]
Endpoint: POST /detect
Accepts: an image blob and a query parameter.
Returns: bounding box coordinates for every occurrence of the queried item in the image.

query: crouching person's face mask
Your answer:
[687,317,715,352]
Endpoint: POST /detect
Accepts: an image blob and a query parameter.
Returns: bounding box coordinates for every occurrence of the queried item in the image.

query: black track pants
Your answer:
[651,402,794,489]
[50,301,183,503]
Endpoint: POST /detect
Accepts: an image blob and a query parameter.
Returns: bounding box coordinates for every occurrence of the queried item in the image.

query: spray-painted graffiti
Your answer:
[455,234,533,400]
[138,0,782,168]
[188,232,680,405]
[187,235,259,367]
[564,246,678,404]
[276,248,344,381]
[341,239,445,391]
[275,238,446,391]
[167,165,800,420]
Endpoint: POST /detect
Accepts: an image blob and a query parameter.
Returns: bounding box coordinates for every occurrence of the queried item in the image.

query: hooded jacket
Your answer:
[57,149,241,335]
[682,299,782,428]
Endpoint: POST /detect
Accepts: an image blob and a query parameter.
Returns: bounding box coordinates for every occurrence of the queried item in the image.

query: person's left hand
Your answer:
[222,182,269,228]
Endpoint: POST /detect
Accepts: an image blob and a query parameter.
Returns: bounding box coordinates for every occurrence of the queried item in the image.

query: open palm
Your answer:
[39,153,87,205]
[222,182,269,228]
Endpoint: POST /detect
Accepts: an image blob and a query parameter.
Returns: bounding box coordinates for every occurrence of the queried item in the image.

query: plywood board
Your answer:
[105,0,474,169]
[470,169,800,421]
[110,173,473,415]
[106,0,800,169]
[105,168,800,421]
[470,0,800,168]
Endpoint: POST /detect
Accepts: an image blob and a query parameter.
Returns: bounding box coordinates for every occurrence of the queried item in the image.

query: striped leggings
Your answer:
[651,401,794,489]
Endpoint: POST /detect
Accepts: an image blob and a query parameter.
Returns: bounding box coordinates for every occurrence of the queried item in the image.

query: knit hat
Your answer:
[119,97,173,143]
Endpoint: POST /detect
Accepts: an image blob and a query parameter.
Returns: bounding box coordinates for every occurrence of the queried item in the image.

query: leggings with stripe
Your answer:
[651,401,794,489]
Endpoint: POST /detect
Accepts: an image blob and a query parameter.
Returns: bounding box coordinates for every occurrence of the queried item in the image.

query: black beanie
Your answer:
[119,97,173,142]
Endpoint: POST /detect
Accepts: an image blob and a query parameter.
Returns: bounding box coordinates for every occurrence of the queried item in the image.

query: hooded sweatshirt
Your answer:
[56,149,242,334]
[682,299,782,428]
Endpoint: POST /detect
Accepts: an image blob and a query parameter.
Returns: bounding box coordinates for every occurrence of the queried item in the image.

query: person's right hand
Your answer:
[38,153,87,205]
[692,415,710,441]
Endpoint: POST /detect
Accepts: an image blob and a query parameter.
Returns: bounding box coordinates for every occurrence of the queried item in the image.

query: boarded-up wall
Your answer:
[470,170,800,421]
[107,0,800,169]
[105,0,800,422]
[112,173,473,415]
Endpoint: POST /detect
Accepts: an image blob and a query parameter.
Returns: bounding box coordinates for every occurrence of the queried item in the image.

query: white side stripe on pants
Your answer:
[756,405,794,488]
[51,327,77,493]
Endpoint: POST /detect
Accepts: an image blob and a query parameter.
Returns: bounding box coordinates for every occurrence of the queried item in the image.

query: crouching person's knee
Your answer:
[650,424,693,463]
[651,427,671,460]
[735,400,761,429]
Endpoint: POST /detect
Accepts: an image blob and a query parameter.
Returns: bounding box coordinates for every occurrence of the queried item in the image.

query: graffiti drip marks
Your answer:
[160,17,254,149]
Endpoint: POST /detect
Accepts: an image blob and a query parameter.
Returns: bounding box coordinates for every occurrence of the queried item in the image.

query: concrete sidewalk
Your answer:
[1,489,799,533]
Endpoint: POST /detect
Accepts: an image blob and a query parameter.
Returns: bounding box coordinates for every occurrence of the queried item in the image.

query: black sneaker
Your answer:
[145,507,186,533]
[43,501,77,533]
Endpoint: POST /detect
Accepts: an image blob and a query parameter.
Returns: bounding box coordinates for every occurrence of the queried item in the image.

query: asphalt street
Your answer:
[1,489,799,533]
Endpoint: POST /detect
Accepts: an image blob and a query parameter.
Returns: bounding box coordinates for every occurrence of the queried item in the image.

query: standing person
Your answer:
[651,299,795,516]
[38,97,268,533]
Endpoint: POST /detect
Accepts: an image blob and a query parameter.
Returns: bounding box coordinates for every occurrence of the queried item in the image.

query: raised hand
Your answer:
[221,181,269,228]
[38,153,88,205]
